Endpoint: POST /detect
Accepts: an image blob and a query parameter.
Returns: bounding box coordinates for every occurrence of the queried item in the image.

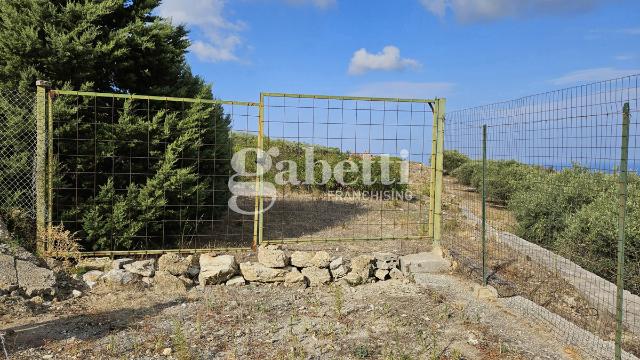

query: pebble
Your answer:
[162,347,172,356]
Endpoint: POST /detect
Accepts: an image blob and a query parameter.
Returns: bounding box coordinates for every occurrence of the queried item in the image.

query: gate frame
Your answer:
[34,82,446,257]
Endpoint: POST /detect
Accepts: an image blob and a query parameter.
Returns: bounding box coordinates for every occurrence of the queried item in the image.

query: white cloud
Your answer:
[348,46,421,75]
[550,68,640,86]
[350,81,454,99]
[420,0,606,22]
[157,0,246,63]
[284,0,337,9]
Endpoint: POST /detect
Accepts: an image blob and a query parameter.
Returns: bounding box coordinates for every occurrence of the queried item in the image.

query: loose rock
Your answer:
[290,251,314,268]
[124,259,156,277]
[239,262,288,283]
[284,268,307,287]
[257,246,288,268]
[301,267,331,287]
[226,276,246,286]
[111,258,134,270]
[389,268,404,280]
[157,253,191,276]
[82,270,104,289]
[102,269,140,286]
[350,255,374,279]
[199,254,238,285]
[0,254,18,294]
[373,252,399,270]
[154,271,187,292]
[343,272,363,286]
[374,269,389,281]
[16,259,56,297]
[311,251,331,268]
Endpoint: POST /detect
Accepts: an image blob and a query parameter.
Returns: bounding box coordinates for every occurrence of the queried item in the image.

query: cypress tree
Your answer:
[0,0,232,250]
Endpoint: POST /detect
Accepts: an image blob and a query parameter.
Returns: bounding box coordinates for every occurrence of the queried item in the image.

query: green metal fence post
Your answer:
[482,125,488,286]
[35,80,50,256]
[615,102,630,360]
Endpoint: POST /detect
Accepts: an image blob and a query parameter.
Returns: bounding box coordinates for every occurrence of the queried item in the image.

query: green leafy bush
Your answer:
[232,132,407,194]
[508,165,612,248]
[451,160,480,186]
[452,159,549,205]
[55,88,231,251]
[556,178,640,294]
[443,150,470,175]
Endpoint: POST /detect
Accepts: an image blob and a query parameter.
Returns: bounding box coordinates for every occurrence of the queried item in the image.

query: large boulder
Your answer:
[373,252,399,270]
[257,245,288,268]
[198,254,238,285]
[124,259,155,277]
[239,262,288,283]
[290,251,314,268]
[102,269,140,286]
[350,255,374,279]
[0,254,18,294]
[311,251,331,268]
[15,259,56,297]
[158,253,192,276]
[301,267,331,287]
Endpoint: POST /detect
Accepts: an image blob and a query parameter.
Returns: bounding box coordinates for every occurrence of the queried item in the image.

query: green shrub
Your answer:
[556,178,640,294]
[452,159,548,205]
[55,89,231,251]
[451,161,481,186]
[443,150,470,174]
[232,132,407,194]
[509,165,612,248]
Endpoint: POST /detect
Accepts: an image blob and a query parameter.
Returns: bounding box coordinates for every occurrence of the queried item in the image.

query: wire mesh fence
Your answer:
[46,91,260,254]
[0,89,36,222]
[259,93,436,245]
[41,90,441,255]
[444,75,639,358]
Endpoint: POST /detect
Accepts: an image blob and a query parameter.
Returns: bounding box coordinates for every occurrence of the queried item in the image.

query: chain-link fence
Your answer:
[444,75,639,359]
[0,90,36,220]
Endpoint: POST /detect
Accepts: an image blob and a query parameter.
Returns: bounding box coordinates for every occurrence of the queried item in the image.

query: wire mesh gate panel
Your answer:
[444,75,639,357]
[45,90,259,255]
[258,93,438,244]
[39,89,443,255]
[0,90,36,220]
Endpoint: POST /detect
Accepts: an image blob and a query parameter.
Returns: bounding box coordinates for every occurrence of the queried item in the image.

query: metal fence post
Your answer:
[482,124,488,286]
[428,102,438,240]
[35,80,50,255]
[252,93,265,251]
[433,98,446,246]
[615,102,630,360]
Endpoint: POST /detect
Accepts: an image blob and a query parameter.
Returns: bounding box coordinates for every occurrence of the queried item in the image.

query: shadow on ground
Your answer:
[3,299,184,354]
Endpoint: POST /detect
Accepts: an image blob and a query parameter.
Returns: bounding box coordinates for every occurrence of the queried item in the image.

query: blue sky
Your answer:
[156,0,640,110]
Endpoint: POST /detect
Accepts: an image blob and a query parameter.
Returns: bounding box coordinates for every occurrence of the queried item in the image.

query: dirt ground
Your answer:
[0,166,630,359]
[1,257,584,360]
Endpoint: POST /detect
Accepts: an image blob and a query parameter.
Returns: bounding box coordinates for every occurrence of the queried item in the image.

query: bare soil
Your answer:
[1,267,583,360]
